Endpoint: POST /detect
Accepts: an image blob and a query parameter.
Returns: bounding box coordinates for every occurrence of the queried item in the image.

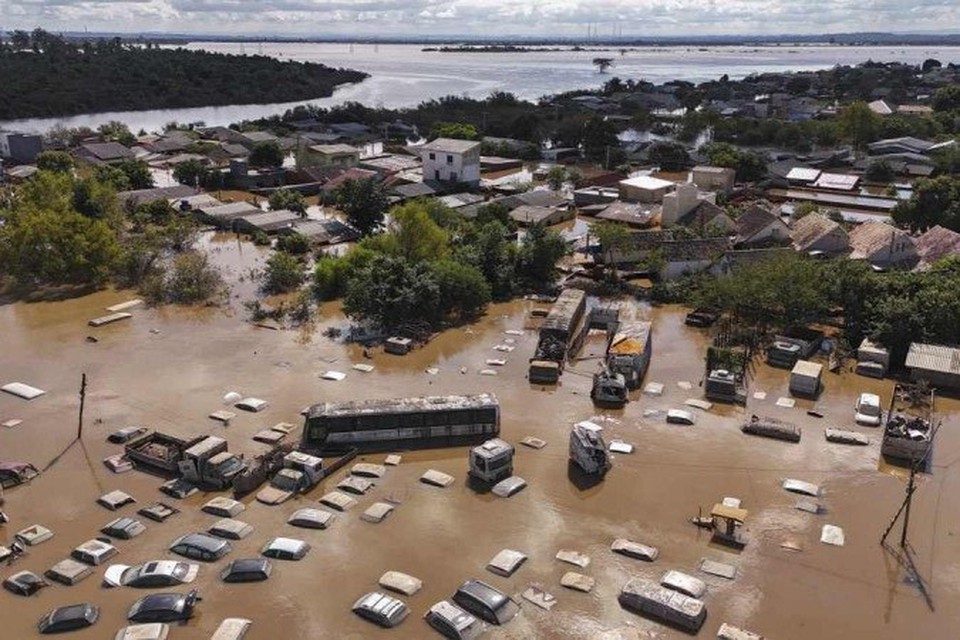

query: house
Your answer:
[437,193,485,210]
[734,205,791,248]
[790,213,849,255]
[420,138,481,187]
[691,166,736,194]
[195,201,262,228]
[281,218,358,245]
[595,201,658,228]
[659,237,731,280]
[914,226,960,271]
[117,185,197,208]
[74,142,134,165]
[360,154,421,176]
[812,173,859,191]
[661,183,717,228]
[240,131,278,147]
[867,99,895,116]
[0,131,43,163]
[867,137,943,156]
[391,182,436,201]
[605,230,673,265]
[677,200,736,235]
[619,175,675,204]
[905,343,960,391]
[847,221,917,269]
[508,205,574,227]
[784,167,821,186]
[234,210,301,235]
[573,186,620,207]
[897,105,934,116]
[299,144,360,170]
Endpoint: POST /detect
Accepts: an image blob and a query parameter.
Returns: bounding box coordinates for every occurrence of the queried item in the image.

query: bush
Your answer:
[144,251,225,305]
[262,251,305,294]
[276,232,310,255]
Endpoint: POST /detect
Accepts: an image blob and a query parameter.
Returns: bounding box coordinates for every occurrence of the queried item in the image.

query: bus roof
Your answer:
[306,393,498,419]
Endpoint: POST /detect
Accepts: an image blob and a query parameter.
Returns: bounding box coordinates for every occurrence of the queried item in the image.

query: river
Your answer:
[4,43,960,134]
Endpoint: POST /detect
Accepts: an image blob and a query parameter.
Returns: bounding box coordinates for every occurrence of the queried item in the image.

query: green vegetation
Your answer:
[864,159,896,183]
[0,30,368,119]
[701,142,767,182]
[313,198,568,331]
[262,251,306,294]
[691,252,960,367]
[429,122,479,141]
[647,141,691,171]
[35,151,74,173]
[892,175,960,232]
[275,232,310,255]
[335,177,389,236]
[249,141,285,168]
[269,189,307,216]
[96,160,154,191]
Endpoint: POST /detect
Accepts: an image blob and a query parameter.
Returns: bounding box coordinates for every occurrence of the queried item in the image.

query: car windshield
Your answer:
[271,473,300,491]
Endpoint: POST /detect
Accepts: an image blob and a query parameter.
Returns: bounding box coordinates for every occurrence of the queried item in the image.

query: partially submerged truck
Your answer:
[569,423,611,477]
[125,432,205,474]
[125,432,246,489]
[468,438,515,484]
[606,320,653,390]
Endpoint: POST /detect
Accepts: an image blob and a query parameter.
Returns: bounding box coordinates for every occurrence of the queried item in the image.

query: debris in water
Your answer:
[425,367,439,375]
[780,540,803,552]
[1,382,46,400]
[209,410,236,424]
[820,524,845,547]
[480,369,497,376]
[2,419,23,429]
[321,370,347,381]
[795,500,821,514]
[643,382,664,396]
[384,454,402,466]
[775,397,796,408]
[521,585,556,610]
[352,363,375,373]
[677,380,693,390]
[609,440,633,454]
[560,571,595,593]
[520,436,547,449]
[555,550,590,568]
[699,558,736,579]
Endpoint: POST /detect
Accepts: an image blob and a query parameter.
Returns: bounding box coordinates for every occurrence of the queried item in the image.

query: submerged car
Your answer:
[855,392,882,426]
[666,409,696,425]
[38,604,100,634]
[256,469,305,505]
[220,558,272,583]
[0,461,39,489]
[452,579,520,626]
[352,591,409,628]
[108,427,149,444]
[127,589,201,623]
[101,517,147,540]
[424,600,485,640]
[114,623,169,640]
[169,533,231,562]
[3,570,49,597]
[104,561,199,588]
[261,537,310,561]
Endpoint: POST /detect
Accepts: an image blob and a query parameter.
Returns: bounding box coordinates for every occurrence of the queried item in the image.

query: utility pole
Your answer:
[76,373,87,440]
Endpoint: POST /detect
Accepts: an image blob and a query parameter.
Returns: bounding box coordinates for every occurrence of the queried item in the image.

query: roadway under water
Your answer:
[1,278,958,638]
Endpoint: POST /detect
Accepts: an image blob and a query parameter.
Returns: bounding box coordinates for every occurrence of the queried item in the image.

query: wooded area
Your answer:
[0,30,367,119]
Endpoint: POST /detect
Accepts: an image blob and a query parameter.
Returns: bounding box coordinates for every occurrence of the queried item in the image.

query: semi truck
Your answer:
[606,320,653,390]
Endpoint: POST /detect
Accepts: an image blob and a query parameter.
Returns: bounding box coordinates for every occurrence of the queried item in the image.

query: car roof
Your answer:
[456,580,507,608]
[140,561,184,576]
[175,533,227,550]
[227,558,269,572]
[355,592,406,617]
[429,600,477,630]
[266,537,306,552]
[133,593,184,611]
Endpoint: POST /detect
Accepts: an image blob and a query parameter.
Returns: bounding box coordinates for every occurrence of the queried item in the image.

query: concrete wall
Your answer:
[661,183,699,227]
[692,167,735,193]
[422,147,480,186]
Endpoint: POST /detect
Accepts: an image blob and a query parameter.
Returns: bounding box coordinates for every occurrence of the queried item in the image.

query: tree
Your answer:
[98,121,136,146]
[932,85,960,113]
[268,189,307,216]
[276,232,310,255]
[516,223,568,290]
[430,259,491,320]
[35,151,73,173]
[838,101,882,151]
[11,30,29,51]
[592,221,632,264]
[72,177,120,226]
[546,166,567,191]
[262,251,305,294]
[429,122,479,140]
[147,251,225,305]
[922,58,942,73]
[892,175,960,232]
[865,159,896,183]
[343,255,440,329]
[249,141,284,167]
[96,159,153,191]
[581,116,621,167]
[701,142,766,182]
[389,201,450,263]
[173,159,206,187]
[335,177,388,236]
[792,202,820,219]
[0,208,119,287]
[593,58,613,74]
[647,141,691,171]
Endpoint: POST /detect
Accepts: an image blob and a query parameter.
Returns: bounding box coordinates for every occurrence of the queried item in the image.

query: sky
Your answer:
[2,0,960,39]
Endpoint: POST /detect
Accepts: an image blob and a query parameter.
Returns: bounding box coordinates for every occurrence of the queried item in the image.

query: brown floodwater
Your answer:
[1,273,959,639]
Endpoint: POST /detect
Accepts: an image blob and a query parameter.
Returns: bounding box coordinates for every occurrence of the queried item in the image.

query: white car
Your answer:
[855,393,882,426]
[104,561,199,588]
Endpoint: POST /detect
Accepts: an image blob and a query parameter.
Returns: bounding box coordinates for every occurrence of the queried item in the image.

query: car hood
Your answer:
[103,564,131,587]
[856,412,881,425]
[256,487,293,505]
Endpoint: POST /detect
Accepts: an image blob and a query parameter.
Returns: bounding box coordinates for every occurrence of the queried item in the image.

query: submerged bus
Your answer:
[301,393,500,450]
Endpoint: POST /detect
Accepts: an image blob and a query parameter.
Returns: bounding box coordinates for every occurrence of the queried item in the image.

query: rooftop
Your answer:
[915,225,960,270]
[848,221,912,260]
[309,144,359,155]
[620,175,675,191]
[307,394,498,419]
[906,343,960,375]
[421,138,481,154]
[790,213,845,251]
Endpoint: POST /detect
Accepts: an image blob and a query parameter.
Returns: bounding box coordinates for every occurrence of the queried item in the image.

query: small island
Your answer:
[0,30,369,120]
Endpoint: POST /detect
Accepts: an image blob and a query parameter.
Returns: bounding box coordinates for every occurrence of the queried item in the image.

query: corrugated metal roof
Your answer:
[906,343,960,375]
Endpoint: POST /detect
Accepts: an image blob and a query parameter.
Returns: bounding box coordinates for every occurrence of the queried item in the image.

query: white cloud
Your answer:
[1,0,959,36]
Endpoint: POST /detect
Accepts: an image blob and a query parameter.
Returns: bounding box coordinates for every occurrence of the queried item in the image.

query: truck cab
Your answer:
[178,437,246,490]
[282,451,324,487]
[569,423,611,477]
[468,438,514,484]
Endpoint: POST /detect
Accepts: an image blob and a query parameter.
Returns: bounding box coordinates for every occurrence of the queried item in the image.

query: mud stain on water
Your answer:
[1,283,958,639]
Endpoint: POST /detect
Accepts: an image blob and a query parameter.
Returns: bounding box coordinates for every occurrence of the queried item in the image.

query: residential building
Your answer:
[117,185,197,208]
[420,138,481,187]
[299,144,360,170]
[659,237,731,280]
[619,175,675,203]
[790,213,849,255]
[734,205,791,248]
[848,221,917,269]
[74,142,134,166]
[661,183,718,228]
[595,201,658,228]
[812,173,859,191]
[905,343,960,391]
[677,200,735,235]
[691,166,736,194]
[0,131,43,163]
[234,210,301,235]
[509,205,574,227]
[914,226,960,271]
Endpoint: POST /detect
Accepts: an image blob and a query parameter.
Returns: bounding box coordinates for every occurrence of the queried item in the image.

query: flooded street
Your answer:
[1,286,958,639]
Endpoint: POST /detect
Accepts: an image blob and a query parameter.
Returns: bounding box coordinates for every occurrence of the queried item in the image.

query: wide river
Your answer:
[4,43,960,134]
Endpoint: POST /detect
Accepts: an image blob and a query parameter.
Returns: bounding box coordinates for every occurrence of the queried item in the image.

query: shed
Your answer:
[905,343,960,391]
[234,210,300,235]
[789,360,823,397]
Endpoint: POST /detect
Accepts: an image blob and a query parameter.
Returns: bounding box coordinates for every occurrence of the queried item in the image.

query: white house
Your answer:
[420,138,481,187]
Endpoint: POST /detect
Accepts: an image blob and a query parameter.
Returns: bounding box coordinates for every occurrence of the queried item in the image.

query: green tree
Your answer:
[148,251,225,305]
[581,116,621,167]
[838,101,882,151]
[932,85,960,113]
[389,201,450,263]
[702,142,766,182]
[268,189,307,216]
[430,259,491,320]
[276,232,310,255]
[0,208,119,287]
[173,159,207,187]
[647,141,691,171]
[865,159,896,183]
[97,121,136,146]
[117,160,153,190]
[592,221,632,264]
[343,255,440,329]
[546,166,567,191]
[335,177,388,236]
[35,150,73,173]
[892,175,960,232]
[262,251,305,294]
[72,177,120,226]
[249,141,284,167]
[516,223,568,289]
[429,122,479,140]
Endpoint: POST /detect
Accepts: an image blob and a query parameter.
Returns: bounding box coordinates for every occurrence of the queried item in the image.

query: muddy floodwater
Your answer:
[1,286,959,639]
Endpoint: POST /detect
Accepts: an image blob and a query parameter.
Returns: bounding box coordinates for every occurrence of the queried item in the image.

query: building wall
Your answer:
[300,148,359,169]
[808,228,850,254]
[910,368,960,391]
[692,168,735,193]
[867,234,917,267]
[748,220,790,245]
[422,147,480,185]
[660,183,698,226]
[660,259,718,281]
[620,183,671,204]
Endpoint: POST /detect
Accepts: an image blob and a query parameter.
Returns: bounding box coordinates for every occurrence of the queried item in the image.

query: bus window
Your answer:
[400,412,423,428]
[329,416,354,432]
[424,411,448,427]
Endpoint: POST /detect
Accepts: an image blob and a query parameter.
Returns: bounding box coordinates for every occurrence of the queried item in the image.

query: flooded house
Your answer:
[905,343,960,392]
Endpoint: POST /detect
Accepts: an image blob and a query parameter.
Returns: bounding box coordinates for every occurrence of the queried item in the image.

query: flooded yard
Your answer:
[1,289,958,639]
